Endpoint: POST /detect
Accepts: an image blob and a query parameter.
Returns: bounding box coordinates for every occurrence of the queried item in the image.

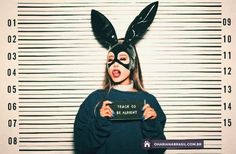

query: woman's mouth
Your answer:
[112,69,121,78]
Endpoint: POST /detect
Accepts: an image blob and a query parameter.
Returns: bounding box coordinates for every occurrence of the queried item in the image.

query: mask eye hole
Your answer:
[107,52,114,64]
[118,52,130,64]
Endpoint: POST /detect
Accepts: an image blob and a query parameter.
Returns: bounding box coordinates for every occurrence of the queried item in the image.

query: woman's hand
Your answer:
[100,100,113,118]
[142,103,157,120]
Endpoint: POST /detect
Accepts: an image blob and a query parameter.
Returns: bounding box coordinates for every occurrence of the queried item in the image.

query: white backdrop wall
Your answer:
[15,0,222,153]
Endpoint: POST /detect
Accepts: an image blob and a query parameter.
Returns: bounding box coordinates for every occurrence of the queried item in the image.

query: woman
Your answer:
[74,2,166,154]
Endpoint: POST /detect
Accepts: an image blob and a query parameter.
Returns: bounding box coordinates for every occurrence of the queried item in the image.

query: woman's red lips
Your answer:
[112,69,121,78]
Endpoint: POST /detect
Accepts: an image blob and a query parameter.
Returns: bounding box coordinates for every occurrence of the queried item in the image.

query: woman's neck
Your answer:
[113,80,136,92]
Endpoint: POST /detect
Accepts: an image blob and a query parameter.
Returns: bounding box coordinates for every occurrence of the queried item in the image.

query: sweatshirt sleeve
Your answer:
[141,94,166,154]
[74,91,112,154]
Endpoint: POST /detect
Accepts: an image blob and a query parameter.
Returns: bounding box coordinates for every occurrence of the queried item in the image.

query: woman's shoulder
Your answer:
[140,90,156,98]
[87,89,107,98]
[80,89,107,108]
[140,90,159,103]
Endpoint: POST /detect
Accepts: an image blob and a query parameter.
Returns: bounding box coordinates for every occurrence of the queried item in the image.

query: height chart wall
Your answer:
[1,0,235,154]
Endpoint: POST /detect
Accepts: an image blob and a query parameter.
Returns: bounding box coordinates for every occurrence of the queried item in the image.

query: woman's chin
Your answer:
[112,78,122,83]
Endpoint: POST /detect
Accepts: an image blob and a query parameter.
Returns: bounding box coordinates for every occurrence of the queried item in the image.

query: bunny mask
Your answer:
[91,1,159,73]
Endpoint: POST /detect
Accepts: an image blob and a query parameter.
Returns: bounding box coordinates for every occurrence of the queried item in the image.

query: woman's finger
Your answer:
[143,108,157,120]
[100,101,113,118]
[100,108,113,117]
[142,103,151,111]
[102,100,112,108]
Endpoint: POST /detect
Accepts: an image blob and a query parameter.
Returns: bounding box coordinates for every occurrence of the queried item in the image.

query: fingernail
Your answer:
[142,115,145,121]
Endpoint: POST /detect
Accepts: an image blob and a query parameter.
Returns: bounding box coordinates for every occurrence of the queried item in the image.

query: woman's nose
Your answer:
[112,62,119,67]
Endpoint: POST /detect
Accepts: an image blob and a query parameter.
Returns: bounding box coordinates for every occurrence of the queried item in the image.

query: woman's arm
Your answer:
[74,92,112,154]
[142,94,166,154]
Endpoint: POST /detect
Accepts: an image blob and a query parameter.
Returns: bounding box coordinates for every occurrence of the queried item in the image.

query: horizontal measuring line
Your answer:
[18,83,222,86]
[19,115,75,117]
[19,131,73,134]
[167,121,221,124]
[18,49,222,52]
[19,136,73,140]
[155,4,223,7]
[18,38,222,41]
[165,130,221,133]
[19,128,72,130]
[17,88,222,91]
[18,43,222,46]
[159,13,222,15]
[19,130,219,134]
[18,11,221,14]
[19,110,77,112]
[17,21,222,25]
[17,74,221,77]
[19,106,78,108]
[18,29,222,33]
[158,100,221,102]
[19,119,74,121]
[18,89,93,91]
[19,97,83,99]
[18,46,222,49]
[17,63,103,66]
[17,63,222,66]
[160,21,222,24]
[142,87,221,90]
[17,13,222,16]
[17,20,219,24]
[17,71,221,74]
[26,10,221,13]
[18,79,222,82]
[17,24,222,28]
[163,105,221,107]
[19,149,73,151]
[19,123,74,125]
[18,72,90,74]
[166,113,221,115]
[158,96,221,98]
[18,22,87,25]
[19,101,81,104]
[19,69,222,74]
[17,4,222,8]
[17,35,222,39]
[18,55,100,57]
[18,14,88,16]
[17,1,222,3]
[18,47,90,49]
[18,41,221,46]
[18,93,87,96]
[165,109,221,111]
[18,38,90,40]
[19,140,72,143]
[167,126,221,128]
[158,83,222,87]
[18,30,90,32]
[19,111,222,115]
[18,111,219,114]
[168,117,221,120]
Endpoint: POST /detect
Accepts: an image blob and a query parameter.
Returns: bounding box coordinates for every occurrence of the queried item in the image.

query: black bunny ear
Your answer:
[124,1,159,45]
[91,9,118,49]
